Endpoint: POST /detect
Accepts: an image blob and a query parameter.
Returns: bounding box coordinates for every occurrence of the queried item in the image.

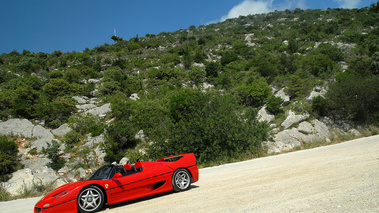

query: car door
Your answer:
[107,165,157,204]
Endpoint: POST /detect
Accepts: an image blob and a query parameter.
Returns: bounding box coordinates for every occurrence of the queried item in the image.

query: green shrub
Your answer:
[41,141,65,171]
[63,130,81,147]
[232,72,271,107]
[290,100,311,114]
[315,43,344,62]
[88,123,105,137]
[312,96,328,116]
[0,136,20,181]
[266,96,284,115]
[285,75,311,99]
[305,53,335,77]
[188,66,206,84]
[327,75,379,123]
[205,62,220,78]
[104,122,138,163]
[37,97,75,128]
[221,52,239,66]
[148,89,270,164]
[0,185,12,201]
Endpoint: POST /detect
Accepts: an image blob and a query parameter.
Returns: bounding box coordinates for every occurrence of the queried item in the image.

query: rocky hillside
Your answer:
[1,4,379,198]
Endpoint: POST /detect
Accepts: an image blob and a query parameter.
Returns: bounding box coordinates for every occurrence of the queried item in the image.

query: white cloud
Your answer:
[221,0,274,21]
[333,0,362,8]
[216,0,308,23]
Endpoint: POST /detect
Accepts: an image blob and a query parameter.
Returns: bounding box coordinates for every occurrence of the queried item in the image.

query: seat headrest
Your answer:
[123,164,131,170]
[135,162,142,169]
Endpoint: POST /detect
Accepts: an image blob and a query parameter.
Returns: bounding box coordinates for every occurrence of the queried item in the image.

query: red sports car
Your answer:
[34,153,199,213]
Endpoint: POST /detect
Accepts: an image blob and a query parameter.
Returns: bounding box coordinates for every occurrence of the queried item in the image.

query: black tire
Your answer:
[77,185,104,213]
[172,168,191,192]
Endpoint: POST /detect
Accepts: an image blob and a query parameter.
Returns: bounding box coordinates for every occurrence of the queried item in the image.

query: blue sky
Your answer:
[0,0,377,54]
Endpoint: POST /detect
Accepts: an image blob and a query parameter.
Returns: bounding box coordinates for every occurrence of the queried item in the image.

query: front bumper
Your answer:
[34,199,77,213]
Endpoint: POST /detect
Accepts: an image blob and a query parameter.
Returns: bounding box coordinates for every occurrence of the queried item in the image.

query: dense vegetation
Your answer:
[1,3,379,165]
[0,136,19,181]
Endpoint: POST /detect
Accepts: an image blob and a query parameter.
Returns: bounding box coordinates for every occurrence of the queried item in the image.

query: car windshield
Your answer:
[86,165,115,180]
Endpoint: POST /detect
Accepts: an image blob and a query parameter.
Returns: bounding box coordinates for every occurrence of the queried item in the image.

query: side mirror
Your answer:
[113,173,122,180]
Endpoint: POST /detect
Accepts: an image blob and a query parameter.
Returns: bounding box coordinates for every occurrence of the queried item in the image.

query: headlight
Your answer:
[54,189,70,199]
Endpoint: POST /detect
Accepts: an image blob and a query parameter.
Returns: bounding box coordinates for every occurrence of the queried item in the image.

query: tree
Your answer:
[43,78,71,98]
[104,121,138,163]
[312,96,328,117]
[64,67,81,84]
[232,72,271,107]
[188,66,206,84]
[41,141,65,171]
[148,89,270,164]
[11,86,40,118]
[221,52,239,66]
[111,35,123,42]
[266,96,284,115]
[327,75,379,123]
[285,75,311,99]
[0,136,19,181]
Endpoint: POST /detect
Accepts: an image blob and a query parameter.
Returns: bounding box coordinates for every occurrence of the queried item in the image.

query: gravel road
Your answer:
[2,135,378,213]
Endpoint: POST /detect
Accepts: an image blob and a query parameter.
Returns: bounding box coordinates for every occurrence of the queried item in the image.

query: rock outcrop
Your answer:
[281,110,310,129]
[257,106,275,123]
[0,119,34,138]
[0,119,54,151]
[4,158,63,196]
[265,119,331,154]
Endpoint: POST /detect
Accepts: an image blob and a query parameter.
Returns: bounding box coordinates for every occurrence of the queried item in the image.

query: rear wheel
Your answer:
[77,185,104,213]
[172,169,191,192]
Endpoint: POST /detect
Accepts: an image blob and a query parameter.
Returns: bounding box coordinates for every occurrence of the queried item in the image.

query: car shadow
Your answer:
[99,185,199,212]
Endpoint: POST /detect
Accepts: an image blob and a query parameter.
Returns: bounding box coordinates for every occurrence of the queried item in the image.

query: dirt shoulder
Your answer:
[1,135,378,213]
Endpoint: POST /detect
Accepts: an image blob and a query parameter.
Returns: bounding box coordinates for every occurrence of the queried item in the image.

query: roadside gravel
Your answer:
[1,135,378,213]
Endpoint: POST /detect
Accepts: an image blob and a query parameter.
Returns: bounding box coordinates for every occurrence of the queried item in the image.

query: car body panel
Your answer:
[34,153,198,213]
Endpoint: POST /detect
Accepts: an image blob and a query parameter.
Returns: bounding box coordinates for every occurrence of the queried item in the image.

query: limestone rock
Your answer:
[348,129,361,137]
[31,126,54,151]
[22,158,51,172]
[0,119,34,138]
[281,110,310,129]
[297,121,315,135]
[119,157,129,165]
[51,123,72,137]
[274,88,290,106]
[306,86,327,102]
[266,119,332,154]
[129,93,140,101]
[86,103,111,116]
[135,130,148,142]
[76,104,96,111]
[4,166,59,196]
[53,178,68,189]
[257,106,275,123]
[3,168,35,196]
[76,168,87,179]
[72,96,88,104]
[95,146,106,165]
[84,134,104,147]
[58,166,70,175]
[312,119,330,139]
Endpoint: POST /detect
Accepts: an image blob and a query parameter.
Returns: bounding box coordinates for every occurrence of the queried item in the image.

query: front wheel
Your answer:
[77,185,104,213]
[172,169,191,192]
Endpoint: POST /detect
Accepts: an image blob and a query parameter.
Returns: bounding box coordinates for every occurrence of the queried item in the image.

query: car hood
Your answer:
[35,181,85,208]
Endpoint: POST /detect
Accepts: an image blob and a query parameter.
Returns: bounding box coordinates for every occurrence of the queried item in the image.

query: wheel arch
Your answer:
[174,167,193,182]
